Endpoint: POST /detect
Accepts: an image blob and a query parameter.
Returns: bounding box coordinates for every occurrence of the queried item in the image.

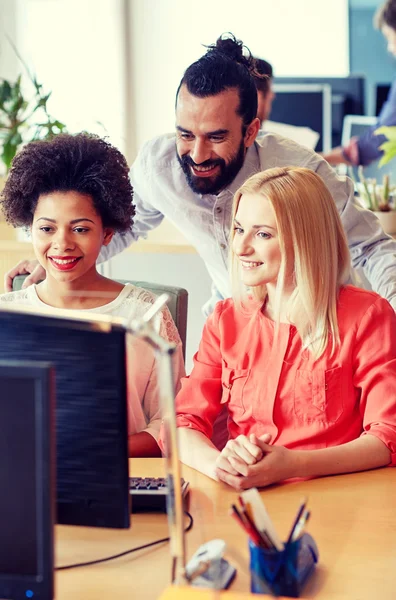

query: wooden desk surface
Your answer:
[55,460,396,599]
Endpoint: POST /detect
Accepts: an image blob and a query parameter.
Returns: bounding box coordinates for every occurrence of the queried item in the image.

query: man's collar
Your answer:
[219,144,260,197]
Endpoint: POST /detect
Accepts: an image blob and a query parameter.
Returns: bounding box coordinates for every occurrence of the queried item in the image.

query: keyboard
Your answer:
[129,476,190,513]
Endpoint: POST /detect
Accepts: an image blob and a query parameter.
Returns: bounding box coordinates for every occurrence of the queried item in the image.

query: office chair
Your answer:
[11,274,188,361]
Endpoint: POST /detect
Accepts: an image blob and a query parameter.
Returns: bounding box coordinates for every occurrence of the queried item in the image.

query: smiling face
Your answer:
[175,85,259,195]
[31,191,113,285]
[232,192,283,289]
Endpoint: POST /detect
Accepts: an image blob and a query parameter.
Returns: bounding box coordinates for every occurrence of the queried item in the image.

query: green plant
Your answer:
[347,125,396,213]
[352,167,395,212]
[0,71,66,173]
[376,125,396,167]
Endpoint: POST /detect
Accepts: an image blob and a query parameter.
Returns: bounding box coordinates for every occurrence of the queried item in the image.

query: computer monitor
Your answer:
[341,114,391,181]
[275,76,366,147]
[0,307,130,529]
[375,83,391,116]
[0,361,54,600]
[271,83,332,152]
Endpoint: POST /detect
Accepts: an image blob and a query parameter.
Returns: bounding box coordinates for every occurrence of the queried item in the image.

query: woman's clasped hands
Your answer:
[214,433,298,490]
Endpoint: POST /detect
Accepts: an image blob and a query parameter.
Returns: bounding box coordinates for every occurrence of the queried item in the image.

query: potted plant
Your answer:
[365,125,396,235]
[0,66,66,235]
[351,126,396,235]
[0,71,66,176]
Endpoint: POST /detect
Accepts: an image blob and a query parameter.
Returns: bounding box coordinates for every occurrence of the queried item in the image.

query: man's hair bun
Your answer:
[207,33,252,71]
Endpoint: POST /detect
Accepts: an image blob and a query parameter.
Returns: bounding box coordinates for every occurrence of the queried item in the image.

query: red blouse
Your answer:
[167,286,396,464]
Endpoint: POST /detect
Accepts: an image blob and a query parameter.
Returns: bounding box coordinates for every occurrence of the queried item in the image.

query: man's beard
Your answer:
[177,141,246,195]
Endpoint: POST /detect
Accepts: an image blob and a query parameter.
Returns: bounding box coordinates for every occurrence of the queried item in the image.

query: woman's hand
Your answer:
[215,436,298,490]
[214,433,270,476]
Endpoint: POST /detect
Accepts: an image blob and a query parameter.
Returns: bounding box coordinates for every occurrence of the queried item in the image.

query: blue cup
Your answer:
[249,533,319,597]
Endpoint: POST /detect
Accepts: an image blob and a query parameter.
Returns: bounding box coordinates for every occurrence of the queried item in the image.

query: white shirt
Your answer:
[99,133,396,313]
[0,283,185,441]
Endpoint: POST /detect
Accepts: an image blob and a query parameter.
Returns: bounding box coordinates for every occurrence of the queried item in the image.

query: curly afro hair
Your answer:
[0,132,135,232]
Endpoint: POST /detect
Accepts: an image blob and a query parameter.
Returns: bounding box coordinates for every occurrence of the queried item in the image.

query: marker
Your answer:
[285,498,308,547]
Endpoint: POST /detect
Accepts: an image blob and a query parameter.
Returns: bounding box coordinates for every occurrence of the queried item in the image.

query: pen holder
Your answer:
[249,533,319,598]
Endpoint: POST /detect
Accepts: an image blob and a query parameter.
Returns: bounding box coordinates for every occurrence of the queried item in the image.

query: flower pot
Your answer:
[373,210,396,236]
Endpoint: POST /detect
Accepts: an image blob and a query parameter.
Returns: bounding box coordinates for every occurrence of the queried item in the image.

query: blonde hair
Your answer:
[230,167,351,360]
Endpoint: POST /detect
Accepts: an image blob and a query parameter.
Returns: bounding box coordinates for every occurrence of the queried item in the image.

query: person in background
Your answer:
[0,132,185,458]
[253,57,275,127]
[322,0,396,167]
[5,34,396,316]
[162,167,396,489]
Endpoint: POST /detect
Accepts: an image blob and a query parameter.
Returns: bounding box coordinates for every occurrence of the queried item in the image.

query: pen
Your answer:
[291,509,311,542]
[229,504,264,548]
[238,494,277,550]
[240,506,274,550]
[285,498,308,547]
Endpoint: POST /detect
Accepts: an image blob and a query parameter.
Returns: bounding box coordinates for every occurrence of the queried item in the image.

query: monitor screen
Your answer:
[0,308,130,529]
[376,83,391,116]
[0,361,54,600]
[275,76,365,147]
[1,376,38,576]
[270,84,332,152]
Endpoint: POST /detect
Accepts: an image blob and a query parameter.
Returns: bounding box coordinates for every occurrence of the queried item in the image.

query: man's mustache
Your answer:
[181,155,224,169]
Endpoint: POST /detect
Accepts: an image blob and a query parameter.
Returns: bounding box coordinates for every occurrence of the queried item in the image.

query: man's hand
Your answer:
[214,433,270,477]
[4,259,45,292]
[215,435,297,490]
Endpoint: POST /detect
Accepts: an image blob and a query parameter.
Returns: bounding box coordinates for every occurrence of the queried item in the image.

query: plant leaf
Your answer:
[1,138,18,171]
[379,147,396,167]
[375,126,396,141]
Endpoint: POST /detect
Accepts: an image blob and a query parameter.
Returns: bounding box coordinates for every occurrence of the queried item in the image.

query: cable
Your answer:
[56,511,194,571]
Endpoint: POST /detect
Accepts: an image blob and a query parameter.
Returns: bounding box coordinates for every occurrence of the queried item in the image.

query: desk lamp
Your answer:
[128,295,236,593]
[127,294,188,585]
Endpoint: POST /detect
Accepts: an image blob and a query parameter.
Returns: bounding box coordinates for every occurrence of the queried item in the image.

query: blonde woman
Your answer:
[160,167,396,489]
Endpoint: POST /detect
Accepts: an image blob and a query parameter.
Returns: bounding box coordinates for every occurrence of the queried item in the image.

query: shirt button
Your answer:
[220,243,226,250]
[216,207,222,213]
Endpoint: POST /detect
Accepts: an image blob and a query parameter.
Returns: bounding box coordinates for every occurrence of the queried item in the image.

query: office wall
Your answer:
[1,0,127,154]
[1,0,349,161]
[128,0,349,157]
[0,0,18,81]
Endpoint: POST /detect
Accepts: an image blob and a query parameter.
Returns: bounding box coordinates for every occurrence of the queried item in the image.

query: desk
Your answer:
[55,460,396,599]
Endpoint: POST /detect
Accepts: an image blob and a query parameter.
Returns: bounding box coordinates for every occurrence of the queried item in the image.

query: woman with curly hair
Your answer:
[0,132,184,457]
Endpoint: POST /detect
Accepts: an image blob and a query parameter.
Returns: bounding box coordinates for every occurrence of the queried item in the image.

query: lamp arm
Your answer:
[127,294,187,585]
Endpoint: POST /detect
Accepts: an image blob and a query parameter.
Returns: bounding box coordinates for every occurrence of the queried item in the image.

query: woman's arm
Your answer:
[129,308,186,458]
[159,302,227,460]
[216,434,391,490]
[129,432,161,458]
[178,428,221,479]
[321,145,353,165]
[294,435,390,478]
